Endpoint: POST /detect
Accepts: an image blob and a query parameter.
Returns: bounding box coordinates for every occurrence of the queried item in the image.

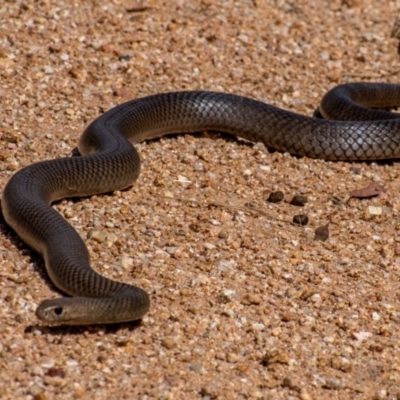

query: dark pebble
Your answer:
[266,191,284,203]
[293,214,308,226]
[47,368,66,378]
[290,195,308,206]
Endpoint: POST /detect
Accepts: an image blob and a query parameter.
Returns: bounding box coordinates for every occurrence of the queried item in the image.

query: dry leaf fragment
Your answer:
[314,223,329,241]
[349,182,385,198]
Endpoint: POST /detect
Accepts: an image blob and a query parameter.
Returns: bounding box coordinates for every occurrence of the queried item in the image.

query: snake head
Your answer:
[35,292,150,325]
[35,298,96,325]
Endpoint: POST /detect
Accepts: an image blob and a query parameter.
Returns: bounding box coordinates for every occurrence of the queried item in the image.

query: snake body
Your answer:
[3,83,400,325]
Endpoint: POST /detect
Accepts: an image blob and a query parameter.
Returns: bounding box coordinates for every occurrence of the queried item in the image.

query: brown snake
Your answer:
[2,82,400,325]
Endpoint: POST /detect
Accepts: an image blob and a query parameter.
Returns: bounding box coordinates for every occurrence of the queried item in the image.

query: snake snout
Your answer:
[35,298,89,325]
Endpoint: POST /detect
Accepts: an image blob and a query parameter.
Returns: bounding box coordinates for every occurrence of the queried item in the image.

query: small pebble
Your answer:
[323,377,344,390]
[261,349,289,366]
[368,206,382,216]
[218,289,235,303]
[390,311,400,323]
[241,293,261,305]
[372,389,387,400]
[88,230,108,243]
[161,337,177,349]
[119,256,134,269]
[266,191,284,203]
[293,214,308,225]
[290,195,308,206]
[299,389,312,400]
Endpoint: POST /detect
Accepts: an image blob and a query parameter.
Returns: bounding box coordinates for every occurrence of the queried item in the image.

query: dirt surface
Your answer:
[1,0,400,399]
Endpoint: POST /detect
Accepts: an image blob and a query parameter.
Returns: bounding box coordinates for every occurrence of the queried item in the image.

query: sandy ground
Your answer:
[1,0,400,399]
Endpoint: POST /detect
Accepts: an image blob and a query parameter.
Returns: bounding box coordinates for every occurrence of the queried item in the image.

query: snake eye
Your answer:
[54,307,63,315]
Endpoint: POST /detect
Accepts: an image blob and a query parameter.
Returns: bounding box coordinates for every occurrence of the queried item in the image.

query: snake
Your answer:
[2,82,400,325]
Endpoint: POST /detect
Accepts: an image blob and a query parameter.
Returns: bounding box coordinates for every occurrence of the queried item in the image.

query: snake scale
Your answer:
[2,82,400,325]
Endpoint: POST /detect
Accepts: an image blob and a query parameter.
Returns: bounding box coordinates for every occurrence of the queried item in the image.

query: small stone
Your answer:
[372,311,380,321]
[49,43,62,53]
[3,132,21,144]
[218,229,229,239]
[292,251,302,259]
[221,307,235,318]
[261,348,289,366]
[237,33,249,43]
[331,356,351,372]
[115,336,130,347]
[368,206,382,216]
[189,363,203,373]
[46,367,65,378]
[161,337,177,349]
[299,288,316,301]
[217,289,235,303]
[271,327,282,336]
[195,149,210,162]
[73,386,85,398]
[290,195,308,206]
[31,366,44,376]
[88,230,108,243]
[241,293,261,305]
[177,175,190,183]
[119,256,134,269]
[390,311,400,323]
[63,208,74,218]
[33,392,47,400]
[282,376,301,391]
[243,168,252,176]
[323,377,344,390]
[372,389,387,400]
[299,389,312,400]
[194,162,204,171]
[293,214,308,226]
[8,159,19,171]
[65,359,78,367]
[252,322,265,331]
[227,353,238,363]
[281,312,298,322]
[153,176,164,186]
[43,375,67,387]
[41,359,55,368]
[265,190,284,203]
[200,382,221,399]
[369,342,384,352]
[69,68,82,79]
[352,331,373,342]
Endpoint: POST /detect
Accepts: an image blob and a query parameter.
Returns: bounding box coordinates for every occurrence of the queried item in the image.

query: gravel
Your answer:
[1,0,400,399]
